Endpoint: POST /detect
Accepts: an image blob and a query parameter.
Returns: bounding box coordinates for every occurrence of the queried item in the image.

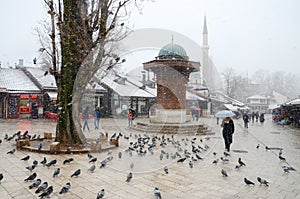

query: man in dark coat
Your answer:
[243,113,249,128]
[251,112,255,123]
[222,117,235,152]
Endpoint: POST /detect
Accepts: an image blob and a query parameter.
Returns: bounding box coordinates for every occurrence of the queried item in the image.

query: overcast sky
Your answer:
[1,0,299,76]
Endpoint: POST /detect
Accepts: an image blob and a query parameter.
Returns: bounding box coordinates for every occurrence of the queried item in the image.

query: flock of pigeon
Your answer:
[0,126,297,198]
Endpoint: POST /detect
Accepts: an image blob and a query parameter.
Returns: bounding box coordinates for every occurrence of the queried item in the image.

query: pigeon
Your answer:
[196,154,203,160]
[24,172,37,182]
[154,187,162,199]
[212,159,219,164]
[26,165,36,172]
[44,71,48,76]
[46,159,57,168]
[88,165,96,173]
[21,155,30,161]
[257,177,269,186]
[238,158,246,166]
[126,172,132,182]
[282,166,290,173]
[118,151,122,159]
[87,153,93,159]
[100,160,107,168]
[177,157,187,163]
[89,157,97,163]
[59,182,71,194]
[33,160,38,166]
[256,144,260,149]
[38,143,43,151]
[244,178,255,186]
[63,158,74,164]
[71,169,81,177]
[53,168,60,178]
[40,157,47,166]
[220,157,229,163]
[97,189,105,199]
[163,166,169,174]
[7,148,16,154]
[282,166,296,173]
[160,153,163,160]
[221,169,228,177]
[35,182,48,194]
[279,155,286,161]
[189,160,193,168]
[31,134,37,140]
[0,173,3,183]
[107,149,112,155]
[38,185,53,198]
[29,179,41,189]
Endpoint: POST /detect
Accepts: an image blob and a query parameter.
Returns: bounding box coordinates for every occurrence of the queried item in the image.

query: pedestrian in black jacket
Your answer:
[243,113,249,128]
[222,117,235,152]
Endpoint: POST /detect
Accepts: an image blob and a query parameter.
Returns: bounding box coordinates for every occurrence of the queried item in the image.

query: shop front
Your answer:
[6,93,43,119]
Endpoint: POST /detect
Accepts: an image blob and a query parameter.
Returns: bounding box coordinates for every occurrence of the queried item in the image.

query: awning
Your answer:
[186,91,205,101]
[268,104,281,110]
[45,92,57,100]
[289,99,300,105]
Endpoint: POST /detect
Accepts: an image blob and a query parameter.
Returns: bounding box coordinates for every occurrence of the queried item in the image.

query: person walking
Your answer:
[251,112,255,123]
[243,113,249,128]
[222,117,235,152]
[128,109,134,127]
[82,106,90,131]
[94,106,100,129]
[259,113,265,123]
[255,111,259,122]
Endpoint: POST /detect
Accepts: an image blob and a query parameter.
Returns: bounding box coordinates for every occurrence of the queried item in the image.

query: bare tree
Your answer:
[41,0,143,146]
[222,67,236,97]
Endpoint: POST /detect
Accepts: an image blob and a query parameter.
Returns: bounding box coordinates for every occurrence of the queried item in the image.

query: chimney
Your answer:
[18,59,24,66]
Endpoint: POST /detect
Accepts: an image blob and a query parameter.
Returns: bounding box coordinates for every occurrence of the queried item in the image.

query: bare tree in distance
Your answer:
[222,67,236,98]
[40,0,145,146]
[251,70,300,99]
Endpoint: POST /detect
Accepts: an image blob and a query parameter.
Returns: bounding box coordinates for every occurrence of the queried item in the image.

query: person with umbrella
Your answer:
[222,117,235,152]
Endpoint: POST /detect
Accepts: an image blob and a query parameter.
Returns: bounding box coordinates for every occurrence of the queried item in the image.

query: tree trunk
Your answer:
[55,0,87,146]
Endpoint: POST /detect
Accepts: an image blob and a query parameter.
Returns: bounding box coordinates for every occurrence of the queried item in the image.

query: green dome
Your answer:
[158,43,187,57]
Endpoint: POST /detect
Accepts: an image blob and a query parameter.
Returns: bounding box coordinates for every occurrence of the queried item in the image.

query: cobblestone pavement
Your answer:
[0,115,300,199]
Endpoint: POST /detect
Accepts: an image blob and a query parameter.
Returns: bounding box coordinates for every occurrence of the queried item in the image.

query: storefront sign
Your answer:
[20,94,30,99]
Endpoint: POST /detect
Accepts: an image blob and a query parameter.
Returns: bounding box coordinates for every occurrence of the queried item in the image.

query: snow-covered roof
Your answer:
[101,71,156,97]
[0,68,40,93]
[24,67,57,89]
[224,104,249,111]
[215,91,245,106]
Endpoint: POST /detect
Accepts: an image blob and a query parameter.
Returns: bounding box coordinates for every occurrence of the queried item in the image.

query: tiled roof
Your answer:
[0,68,40,93]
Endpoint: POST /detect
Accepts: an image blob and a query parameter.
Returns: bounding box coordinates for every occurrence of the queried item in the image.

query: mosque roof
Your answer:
[158,43,187,57]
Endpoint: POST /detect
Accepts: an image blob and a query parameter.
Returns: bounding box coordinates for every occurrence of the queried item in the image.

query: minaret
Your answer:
[202,15,210,86]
